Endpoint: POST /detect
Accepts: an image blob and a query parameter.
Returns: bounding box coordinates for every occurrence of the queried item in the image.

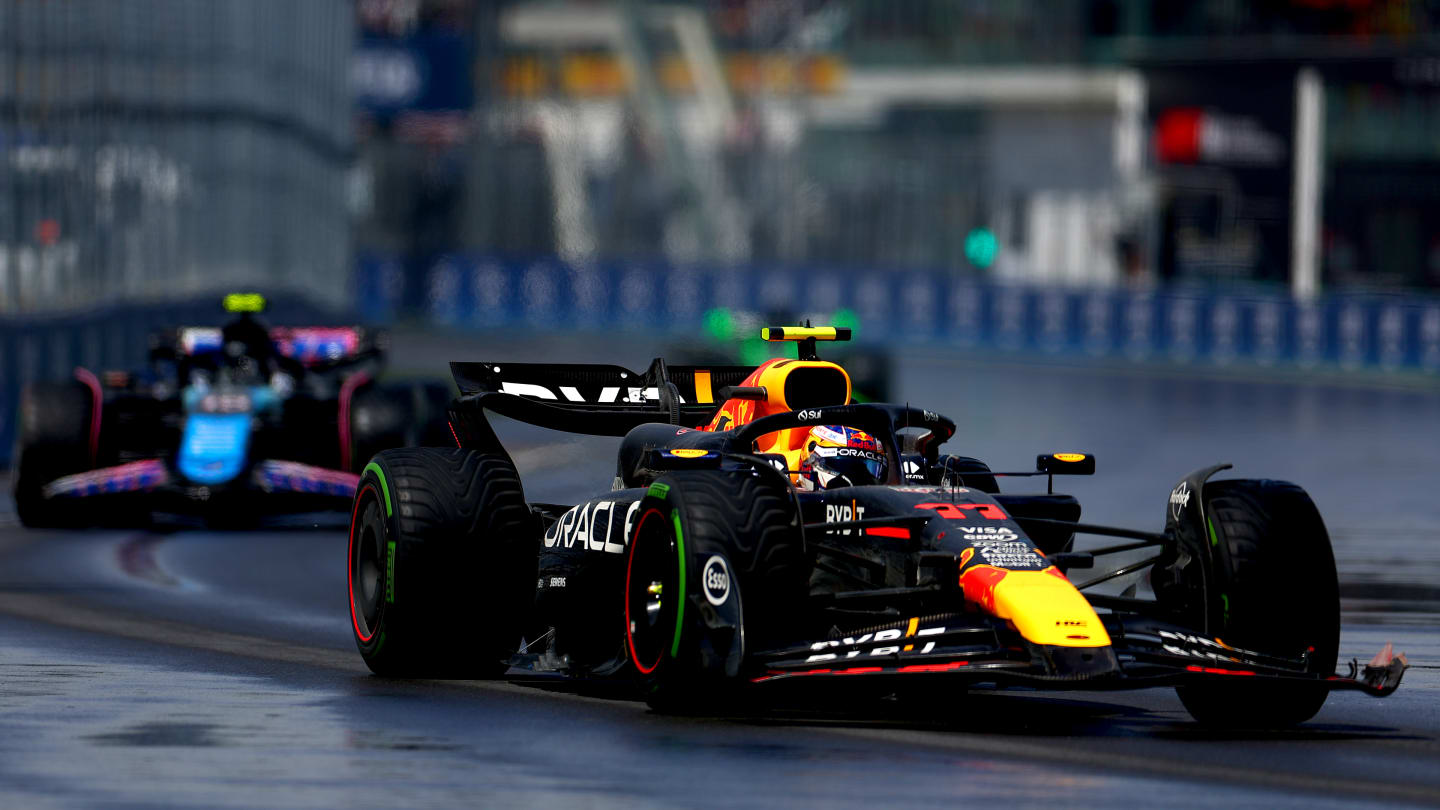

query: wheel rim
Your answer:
[625,508,679,675]
[349,486,386,643]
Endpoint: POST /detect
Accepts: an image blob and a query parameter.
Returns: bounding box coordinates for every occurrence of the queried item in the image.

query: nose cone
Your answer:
[178,413,251,485]
[960,564,1112,648]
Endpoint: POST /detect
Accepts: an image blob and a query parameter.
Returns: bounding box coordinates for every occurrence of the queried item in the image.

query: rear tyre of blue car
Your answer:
[624,470,806,713]
[349,447,538,677]
[13,380,95,529]
[348,380,455,474]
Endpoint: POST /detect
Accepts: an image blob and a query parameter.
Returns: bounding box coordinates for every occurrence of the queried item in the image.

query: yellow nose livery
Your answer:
[960,564,1112,647]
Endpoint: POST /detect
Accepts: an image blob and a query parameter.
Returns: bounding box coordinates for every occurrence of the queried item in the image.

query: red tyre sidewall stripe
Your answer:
[349,482,380,643]
[337,372,370,471]
[625,507,667,675]
[73,367,102,467]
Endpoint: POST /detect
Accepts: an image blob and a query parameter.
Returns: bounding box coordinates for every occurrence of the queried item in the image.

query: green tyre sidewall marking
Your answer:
[1208,517,1226,624]
[670,509,687,660]
[385,540,396,604]
[365,460,395,606]
[361,461,396,648]
[364,461,393,517]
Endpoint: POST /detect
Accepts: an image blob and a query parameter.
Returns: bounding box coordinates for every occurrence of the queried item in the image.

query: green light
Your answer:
[702,308,735,341]
[831,307,860,338]
[964,228,999,269]
[739,338,773,366]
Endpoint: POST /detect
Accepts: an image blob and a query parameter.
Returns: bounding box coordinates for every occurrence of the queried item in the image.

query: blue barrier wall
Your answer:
[357,253,1440,374]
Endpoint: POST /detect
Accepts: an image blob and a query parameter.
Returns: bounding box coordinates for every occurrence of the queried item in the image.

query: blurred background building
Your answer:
[1,0,353,313]
[348,0,1440,302]
[4,0,1440,367]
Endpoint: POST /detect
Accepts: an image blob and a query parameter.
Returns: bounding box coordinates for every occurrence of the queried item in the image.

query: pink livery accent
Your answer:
[337,372,371,472]
[269,326,362,365]
[73,367,103,467]
[43,459,169,499]
[252,460,360,498]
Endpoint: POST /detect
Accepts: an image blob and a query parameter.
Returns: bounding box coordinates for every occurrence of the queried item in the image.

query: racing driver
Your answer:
[796,424,888,490]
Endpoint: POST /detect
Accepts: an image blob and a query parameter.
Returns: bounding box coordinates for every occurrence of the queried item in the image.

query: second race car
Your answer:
[14,293,453,527]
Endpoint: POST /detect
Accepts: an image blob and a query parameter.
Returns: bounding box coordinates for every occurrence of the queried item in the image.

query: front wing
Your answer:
[746,613,1407,698]
[40,459,358,513]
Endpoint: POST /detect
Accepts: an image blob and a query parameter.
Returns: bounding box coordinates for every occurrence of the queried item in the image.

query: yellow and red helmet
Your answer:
[798,425,887,490]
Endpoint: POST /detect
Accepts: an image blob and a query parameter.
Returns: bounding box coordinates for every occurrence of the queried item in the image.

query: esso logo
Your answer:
[702,556,730,606]
[797,409,823,421]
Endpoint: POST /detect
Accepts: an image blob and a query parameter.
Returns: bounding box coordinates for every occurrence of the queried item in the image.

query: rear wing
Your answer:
[158,326,381,368]
[450,359,754,437]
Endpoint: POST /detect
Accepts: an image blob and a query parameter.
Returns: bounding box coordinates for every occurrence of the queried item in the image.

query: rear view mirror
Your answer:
[1037,452,1095,475]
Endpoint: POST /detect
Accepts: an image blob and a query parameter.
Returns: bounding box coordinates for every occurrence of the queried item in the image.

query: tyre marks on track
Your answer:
[0,591,361,672]
[823,723,1440,807]
[115,534,183,588]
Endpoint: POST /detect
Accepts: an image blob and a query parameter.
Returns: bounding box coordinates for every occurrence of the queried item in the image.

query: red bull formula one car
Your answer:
[347,326,1407,727]
[14,294,452,527]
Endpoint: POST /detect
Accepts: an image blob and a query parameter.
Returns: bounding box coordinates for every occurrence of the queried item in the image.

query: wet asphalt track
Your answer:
[2,332,1439,808]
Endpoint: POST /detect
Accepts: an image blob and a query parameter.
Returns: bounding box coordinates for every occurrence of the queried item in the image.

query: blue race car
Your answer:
[14,294,452,527]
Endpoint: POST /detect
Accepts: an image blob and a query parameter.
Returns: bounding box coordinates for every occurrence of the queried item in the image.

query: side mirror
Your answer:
[1037,452,1095,475]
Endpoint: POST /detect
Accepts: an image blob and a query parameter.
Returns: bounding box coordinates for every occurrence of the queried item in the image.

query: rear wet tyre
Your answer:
[13,380,94,528]
[348,448,538,677]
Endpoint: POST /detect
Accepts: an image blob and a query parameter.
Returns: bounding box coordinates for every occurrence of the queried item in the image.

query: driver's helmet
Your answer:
[798,425,888,490]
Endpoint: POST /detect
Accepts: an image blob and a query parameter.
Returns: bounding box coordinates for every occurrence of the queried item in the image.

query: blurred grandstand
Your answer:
[5,1,1440,354]
[348,0,1440,297]
[345,0,1440,375]
[354,0,1146,297]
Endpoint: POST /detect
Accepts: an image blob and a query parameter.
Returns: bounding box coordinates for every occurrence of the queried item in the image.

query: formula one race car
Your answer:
[347,326,1407,727]
[14,294,453,527]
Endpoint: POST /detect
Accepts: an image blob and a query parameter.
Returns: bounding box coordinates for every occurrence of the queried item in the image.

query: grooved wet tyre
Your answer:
[624,470,806,712]
[1174,479,1340,727]
[13,381,94,528]
[349,448,538,677]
